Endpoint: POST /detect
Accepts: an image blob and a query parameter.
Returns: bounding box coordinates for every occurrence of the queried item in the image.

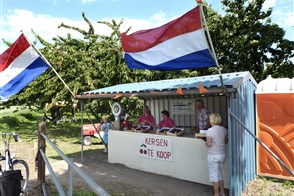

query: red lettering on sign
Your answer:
[145,138,169,147]
[156,151,172,159]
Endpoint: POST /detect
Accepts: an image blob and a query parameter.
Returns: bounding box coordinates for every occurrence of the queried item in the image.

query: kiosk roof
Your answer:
[76,71,256,99]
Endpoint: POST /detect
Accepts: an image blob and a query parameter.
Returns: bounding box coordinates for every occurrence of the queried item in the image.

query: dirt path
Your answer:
[47,152,218,196]
[9,142,219,195]
[8,141,293,196]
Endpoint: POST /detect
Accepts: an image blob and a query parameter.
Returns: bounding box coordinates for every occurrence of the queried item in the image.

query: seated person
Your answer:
[158,110,175,128]
[136,105,155,127]
[122,114,132,130]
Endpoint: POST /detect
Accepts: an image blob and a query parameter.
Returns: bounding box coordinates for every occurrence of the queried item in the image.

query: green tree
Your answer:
[1,13,203,120]
[2,1,293,119]
[1,15,131,121]
[204,0,294,81]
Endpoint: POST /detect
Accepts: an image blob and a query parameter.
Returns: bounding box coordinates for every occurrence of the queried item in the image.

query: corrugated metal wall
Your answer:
[145,95,228,133]
[228,79,256,196]
[145,79,256,196]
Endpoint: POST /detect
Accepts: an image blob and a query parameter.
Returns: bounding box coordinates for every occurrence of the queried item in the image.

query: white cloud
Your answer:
[150,10,167,24]
[1,9,87,44]
[265,2,293,41]
[277,11,294,28]
[263,0,276,9]
[272,8,294,29]
[0,9,163,52]
[283,12,294,27]
[81,0,98,4]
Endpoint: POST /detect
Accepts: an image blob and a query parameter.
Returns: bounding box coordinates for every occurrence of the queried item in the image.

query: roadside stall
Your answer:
[75,71,257,193]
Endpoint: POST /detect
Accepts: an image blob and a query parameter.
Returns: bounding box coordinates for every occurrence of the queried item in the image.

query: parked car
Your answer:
[82,123,103,146]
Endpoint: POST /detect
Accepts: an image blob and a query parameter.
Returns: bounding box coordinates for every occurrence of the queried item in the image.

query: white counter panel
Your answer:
[108,130,230,188]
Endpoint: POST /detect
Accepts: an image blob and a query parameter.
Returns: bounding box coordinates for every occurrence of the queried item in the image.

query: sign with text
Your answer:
[172,99,195,115]
[139,135,173,161]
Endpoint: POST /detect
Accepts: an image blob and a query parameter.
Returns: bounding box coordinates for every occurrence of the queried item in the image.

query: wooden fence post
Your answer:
[38,122,46,185]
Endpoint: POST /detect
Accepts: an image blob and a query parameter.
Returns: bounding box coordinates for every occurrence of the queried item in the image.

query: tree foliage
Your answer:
[205,0,294,81]
[1,0,293,120]
[1,14,199,121]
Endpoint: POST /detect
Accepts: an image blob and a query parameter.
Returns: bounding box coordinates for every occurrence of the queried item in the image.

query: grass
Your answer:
[2,108,293,195]
[46,183,98,196]
[0,107,104,158]
[0,108,44,142]
[0,108,101,195]
[0,108,95,141]
[282,180,294,188]
[243,176,294,196]
[260,176,294,189]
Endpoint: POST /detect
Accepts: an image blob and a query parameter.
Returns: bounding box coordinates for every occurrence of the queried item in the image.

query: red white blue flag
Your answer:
[121,6,216,70]
[0,33,49,101]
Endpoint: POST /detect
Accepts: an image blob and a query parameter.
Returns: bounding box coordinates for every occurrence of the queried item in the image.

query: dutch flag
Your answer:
[121,6,216,71]
[0,34,49,101]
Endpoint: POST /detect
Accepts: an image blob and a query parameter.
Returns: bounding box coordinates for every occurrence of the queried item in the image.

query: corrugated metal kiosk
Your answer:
[76,71,257,196]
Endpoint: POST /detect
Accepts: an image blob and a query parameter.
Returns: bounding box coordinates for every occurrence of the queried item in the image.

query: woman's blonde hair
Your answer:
[209,113,222,125]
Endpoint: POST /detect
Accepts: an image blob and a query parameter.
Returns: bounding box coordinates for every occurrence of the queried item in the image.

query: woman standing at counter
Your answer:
[206,113,228,196]
[136,105,155,126]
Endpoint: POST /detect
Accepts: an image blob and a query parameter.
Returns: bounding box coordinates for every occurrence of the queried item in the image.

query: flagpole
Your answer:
[23,33,75,97]
[196,0,226,93]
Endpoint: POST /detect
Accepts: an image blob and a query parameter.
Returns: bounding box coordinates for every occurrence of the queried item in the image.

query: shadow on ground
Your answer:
[27,147,229,196]
[9,139,229,195]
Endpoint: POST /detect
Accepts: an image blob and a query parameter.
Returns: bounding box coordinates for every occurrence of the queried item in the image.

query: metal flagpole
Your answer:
[23,33,75,97]
[196,0,226,93]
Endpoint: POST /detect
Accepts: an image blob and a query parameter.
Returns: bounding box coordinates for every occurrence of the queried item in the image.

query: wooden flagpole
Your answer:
[23,33,75,97]
[196,0,226,93]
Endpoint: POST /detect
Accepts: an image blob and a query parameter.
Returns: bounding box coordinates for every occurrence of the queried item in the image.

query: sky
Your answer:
[0,0,293,53]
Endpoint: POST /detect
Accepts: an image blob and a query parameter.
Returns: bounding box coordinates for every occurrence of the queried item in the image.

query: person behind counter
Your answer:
[195,99,210,132]
[122,114,132,130]
[158,110,175,128]
[136,105,155,126]
[205,113,228,196]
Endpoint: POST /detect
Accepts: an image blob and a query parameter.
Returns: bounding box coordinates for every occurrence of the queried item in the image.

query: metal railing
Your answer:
[37,122,109,196]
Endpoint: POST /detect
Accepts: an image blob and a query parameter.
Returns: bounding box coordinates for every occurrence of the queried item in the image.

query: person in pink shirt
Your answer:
[136,105,155,126]
[158,110,175,128]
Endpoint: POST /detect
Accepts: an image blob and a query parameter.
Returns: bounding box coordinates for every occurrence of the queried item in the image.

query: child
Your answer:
[122,114,131,130]
[101,116,111,153]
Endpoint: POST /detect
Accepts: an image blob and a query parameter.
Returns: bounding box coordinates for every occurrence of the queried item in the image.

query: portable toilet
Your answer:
[256,76,294,180]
